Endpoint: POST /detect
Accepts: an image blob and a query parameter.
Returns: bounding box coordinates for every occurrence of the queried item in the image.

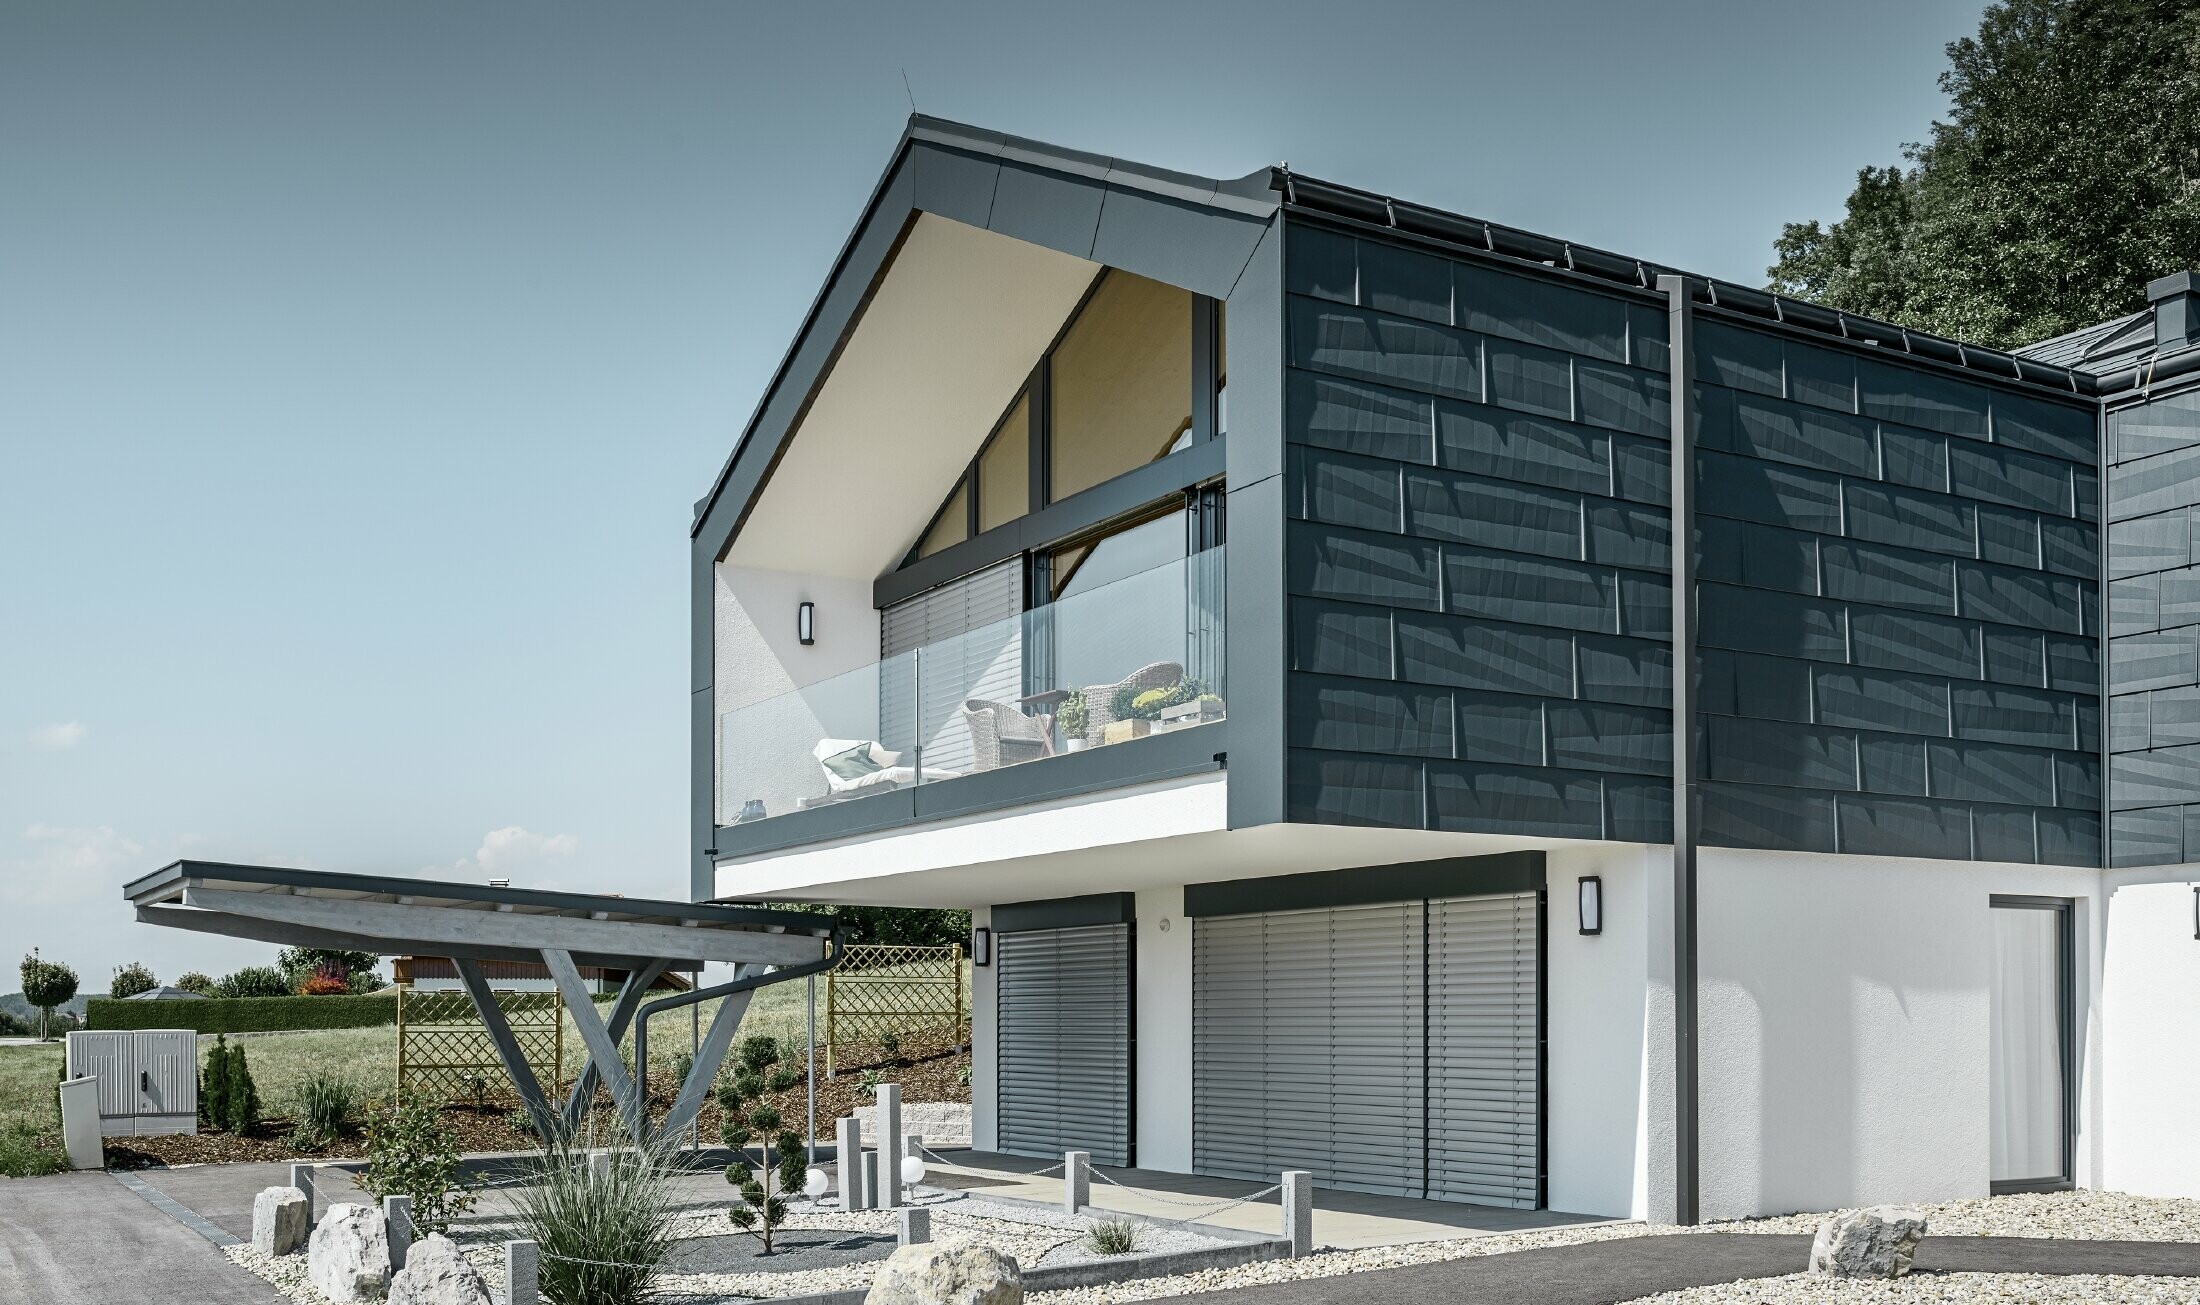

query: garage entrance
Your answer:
[1188,857,1544,1208]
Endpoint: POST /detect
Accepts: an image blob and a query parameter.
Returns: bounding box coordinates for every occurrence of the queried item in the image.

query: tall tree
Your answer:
[20,951,79,1041]
[1770,0,2200,348]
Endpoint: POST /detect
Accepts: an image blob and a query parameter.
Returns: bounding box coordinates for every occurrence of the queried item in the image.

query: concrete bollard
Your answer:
[837,1115,865,1211]
[898,1207,930,1246]
[589,1150,613,1183]
[1064,1150,1090,1214]
[1282,1170,1313,1258]
[503,1239,539,1305]
[878,1084,902,1209]
[862,1151,880,1209]
[383,1194,413,1272]
[288,1163,317,1223]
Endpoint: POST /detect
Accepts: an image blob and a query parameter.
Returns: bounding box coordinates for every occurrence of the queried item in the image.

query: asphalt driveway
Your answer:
[0,1170,283,1305]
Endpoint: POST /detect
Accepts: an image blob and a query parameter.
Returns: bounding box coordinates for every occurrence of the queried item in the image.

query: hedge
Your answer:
[86,993,401,1034]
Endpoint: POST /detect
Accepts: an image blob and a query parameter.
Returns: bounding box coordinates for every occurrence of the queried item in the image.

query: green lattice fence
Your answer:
[395,986,564,1103]
[824,944,964,1076]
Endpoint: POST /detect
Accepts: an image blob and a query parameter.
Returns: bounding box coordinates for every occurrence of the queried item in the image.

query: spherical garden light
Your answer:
[804,1167,830,1199]
[901,1154,926,1185]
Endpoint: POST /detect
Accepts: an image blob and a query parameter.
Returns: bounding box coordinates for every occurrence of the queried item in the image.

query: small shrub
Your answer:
[300,962,351,996]
[216,966,288,999]
[287,1072,358,1150]
[461,1073,492,1111]
[517,1144,679,1305]
[359,1092,476,1235]
[0,1122,65,1178]
[878,1031,901,1065]
[222,1040,261,1133]
[718,1040,804,1252]
[766,1066,803,1093]
[0,1009,26,1037]
[201,1034,231,1129]
[108,962,157,1001]
[670,1051,696,1088]
[957,1062,972,1087]
[856,1069,882,1100]
[1084,1217,1140,1256]
[174,971,216,997]
[508,1108,538,1136]
[1057,688,1089,739]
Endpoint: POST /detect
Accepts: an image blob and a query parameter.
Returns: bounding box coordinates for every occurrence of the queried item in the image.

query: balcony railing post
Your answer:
[909,646,923,786]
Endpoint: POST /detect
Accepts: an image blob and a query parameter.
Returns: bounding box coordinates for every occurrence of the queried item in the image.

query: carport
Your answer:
[125,861,838,1145]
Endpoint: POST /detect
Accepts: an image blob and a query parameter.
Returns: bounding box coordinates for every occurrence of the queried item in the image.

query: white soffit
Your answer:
[726,214,1099,578]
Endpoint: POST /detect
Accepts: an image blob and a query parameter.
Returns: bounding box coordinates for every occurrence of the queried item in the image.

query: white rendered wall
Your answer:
[1693,849,2100,1219]
[713,563,880,825]
[2099,869,2200,1198]
[1544,845,1658,1219]
[1135,885,1193,1172]
[969,905,997,1153]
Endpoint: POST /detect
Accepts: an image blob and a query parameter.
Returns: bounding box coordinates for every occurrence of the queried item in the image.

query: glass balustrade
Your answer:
[717,548,1225,828]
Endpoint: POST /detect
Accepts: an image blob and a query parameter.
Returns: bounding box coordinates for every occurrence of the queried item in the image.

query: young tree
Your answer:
[1769,0,2200,348]
[718,1036,806,1252]
[201,1035,231,1129]
[174,971,217,997]
[20,951,79,1040]
[108,962,157,1001]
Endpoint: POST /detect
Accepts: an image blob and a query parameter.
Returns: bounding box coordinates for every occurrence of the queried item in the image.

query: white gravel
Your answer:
[1626,1272,2200,1304]
[1025,1191,2200,1305]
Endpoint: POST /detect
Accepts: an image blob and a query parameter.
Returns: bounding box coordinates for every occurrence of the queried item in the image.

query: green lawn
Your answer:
[0,961,966,1174]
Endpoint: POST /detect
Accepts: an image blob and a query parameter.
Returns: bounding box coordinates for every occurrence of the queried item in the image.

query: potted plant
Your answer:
[1058,690,1089,751]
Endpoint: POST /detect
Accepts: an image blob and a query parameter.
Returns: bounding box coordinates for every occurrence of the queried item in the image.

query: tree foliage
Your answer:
[20,950,79,1040]
[216,965,289,999]
[1769,0,2200,348]
[108,962,157,1001]
[787,904,971,949]
[276,948,386,994]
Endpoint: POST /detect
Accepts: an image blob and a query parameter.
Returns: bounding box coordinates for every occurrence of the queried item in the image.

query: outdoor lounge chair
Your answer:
[962,698,1052,772]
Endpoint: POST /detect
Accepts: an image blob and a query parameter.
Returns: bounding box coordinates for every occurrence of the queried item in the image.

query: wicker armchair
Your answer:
[1080,661,1185,746]
[961,698,1052,772]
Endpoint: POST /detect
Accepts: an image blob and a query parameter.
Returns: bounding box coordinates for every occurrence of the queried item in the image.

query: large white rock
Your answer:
[252,1185,310,1256]
[387,1234,491,1305]
[866,1243,1022,1305]
[1808,1206,1929,1278]
[308,1202,393,1303]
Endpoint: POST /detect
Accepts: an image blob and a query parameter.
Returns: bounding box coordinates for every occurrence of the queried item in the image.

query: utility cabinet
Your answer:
[64,1029,198,1137]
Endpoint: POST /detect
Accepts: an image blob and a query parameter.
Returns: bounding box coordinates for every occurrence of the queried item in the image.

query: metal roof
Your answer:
[127,861,835,971]
[2017,311,2155,373]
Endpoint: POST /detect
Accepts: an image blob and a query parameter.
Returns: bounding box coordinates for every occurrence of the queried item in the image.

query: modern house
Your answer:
[692,116,2200,1222]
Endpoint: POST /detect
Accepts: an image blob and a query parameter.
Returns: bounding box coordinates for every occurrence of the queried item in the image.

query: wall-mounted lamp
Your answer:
[797,601,816,646]
[971,926,993,967]
[1578,876,1603,936]
[2193,885,2198,941]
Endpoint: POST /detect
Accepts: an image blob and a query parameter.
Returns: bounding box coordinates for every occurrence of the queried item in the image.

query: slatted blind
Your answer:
[1426,892,1540,1208]
[1193,903,1427,1197]
[1192,893,1540,1207]
[879,559,1023,776]
[995,923,1131,1166]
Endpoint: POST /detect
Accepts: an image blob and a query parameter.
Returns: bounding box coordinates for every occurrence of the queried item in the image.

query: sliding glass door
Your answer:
[1989,897,2073,1193]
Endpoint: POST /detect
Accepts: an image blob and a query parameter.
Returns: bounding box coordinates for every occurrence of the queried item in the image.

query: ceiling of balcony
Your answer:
[722,213,1098,578]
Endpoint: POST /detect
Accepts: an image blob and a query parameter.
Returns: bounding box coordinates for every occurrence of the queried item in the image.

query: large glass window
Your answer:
[978,392,1030,533]
[1990,898,2072,1191]
[916,482,967,558]
[1050,271,1193,501]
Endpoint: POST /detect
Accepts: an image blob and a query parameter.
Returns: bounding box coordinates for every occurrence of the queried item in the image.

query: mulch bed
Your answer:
[105,1030,969,1170]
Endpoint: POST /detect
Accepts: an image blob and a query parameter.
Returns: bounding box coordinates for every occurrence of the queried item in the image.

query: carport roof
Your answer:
[126,860,835,971]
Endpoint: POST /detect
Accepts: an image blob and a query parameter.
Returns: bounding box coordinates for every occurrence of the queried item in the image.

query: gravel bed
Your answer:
[1627,1272,2200,1304]
[1026,1192,2200,1305]
[227,1191,1232,1304]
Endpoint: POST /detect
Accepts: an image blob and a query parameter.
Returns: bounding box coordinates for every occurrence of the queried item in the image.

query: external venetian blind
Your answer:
[878,559,1023,777]
[995,923,1132,1167]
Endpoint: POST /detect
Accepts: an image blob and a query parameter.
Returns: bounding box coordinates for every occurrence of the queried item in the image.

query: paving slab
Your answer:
[0,1170,284,1304]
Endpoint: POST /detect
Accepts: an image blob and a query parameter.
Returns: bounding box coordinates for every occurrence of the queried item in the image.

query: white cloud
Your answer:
[451,826,578,883]
[27,721,87,750]
[13,824,144,906]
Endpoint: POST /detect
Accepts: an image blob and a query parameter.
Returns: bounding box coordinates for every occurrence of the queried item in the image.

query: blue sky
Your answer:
[0,1,1986,987]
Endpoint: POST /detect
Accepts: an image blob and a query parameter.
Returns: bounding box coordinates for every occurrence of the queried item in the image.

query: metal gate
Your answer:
[995,923,1131,1166]
[1192,891,1541,1207]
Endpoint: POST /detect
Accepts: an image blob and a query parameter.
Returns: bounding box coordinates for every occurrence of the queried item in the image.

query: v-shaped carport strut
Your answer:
[640,944,844,1145]
[544,948,651,1143]
[559,959,669,1134]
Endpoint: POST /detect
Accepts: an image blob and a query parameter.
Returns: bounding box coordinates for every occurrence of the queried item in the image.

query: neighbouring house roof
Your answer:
[126,861,836,971]
[122,985,208,1001]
